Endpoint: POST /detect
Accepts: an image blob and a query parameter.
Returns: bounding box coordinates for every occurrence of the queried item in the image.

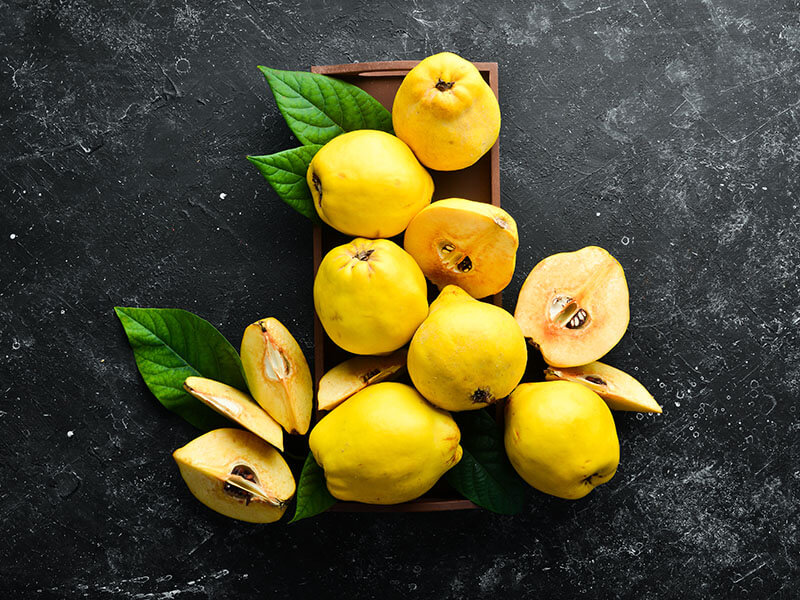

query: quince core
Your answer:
[317,349,407,412]
[515,246,629,368]
[404,198,518,298]
[173,428,295,523]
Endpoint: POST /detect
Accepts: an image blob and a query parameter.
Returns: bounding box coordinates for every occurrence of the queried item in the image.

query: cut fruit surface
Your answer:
[173,428,295,523]
[240,318,313,435]
[515,246,629,368]
[544,361,662,413]
[317,349,408,412]
[404,198,518,299]
[183,376,284,450]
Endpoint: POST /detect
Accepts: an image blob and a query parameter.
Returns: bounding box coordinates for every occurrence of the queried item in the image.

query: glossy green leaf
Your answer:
[258,67,393,146]
[445,409,527,515]
[115,307,246,430]
[247,145,322,221]
[290,452,336,523]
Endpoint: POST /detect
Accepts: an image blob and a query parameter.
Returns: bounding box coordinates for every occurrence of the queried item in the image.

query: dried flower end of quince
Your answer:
[544,361,662,413]
[173,428,295,523]
[240,318,313,435]
[317,349,408,412]
[183,376,284,451]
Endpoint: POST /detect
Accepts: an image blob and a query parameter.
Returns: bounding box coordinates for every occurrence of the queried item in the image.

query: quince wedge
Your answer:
[183,377,284,451]
[544,361,662,413]
[240,318,313,435]
[515,246,629,368]
[317,348,407,412]
[314,238,428,355]
[408,285,527,411]
[505,382,619,500]
[309,382,462,504]
[173,428,295,523]
[404,198,518,298]
[307,130,433,238]
[392,52,500,171]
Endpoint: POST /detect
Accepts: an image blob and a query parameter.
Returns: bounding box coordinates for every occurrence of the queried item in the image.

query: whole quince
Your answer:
[306,130,433,238]
[392,52,501,171]
[505,381,620,500]
[314,238,428,355]
[309,382,462,504]
[408,285,527,411]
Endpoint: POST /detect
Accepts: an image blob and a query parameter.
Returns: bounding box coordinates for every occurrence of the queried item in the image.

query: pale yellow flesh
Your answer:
[309,382,462,505]
[183,377,284,450]
[317,349,408,412]
[240,318,313,435]
[404,198,518,299]
[173,428,295,523]
[544,362,662,413]
[504,381,619,500]
[515,246,629,368]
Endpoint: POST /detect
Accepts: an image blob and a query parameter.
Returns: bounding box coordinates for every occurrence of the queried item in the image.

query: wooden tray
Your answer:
[310,60,500,512]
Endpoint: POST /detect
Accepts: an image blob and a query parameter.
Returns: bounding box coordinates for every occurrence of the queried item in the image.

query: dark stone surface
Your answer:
[1,0,799,597]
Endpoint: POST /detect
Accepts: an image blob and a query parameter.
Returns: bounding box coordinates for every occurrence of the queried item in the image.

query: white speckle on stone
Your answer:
[675,401,681,407]
[621,235,631,245]
[67,430,74,438]
[60,309,65,314]
[761,186,767,190]
[596,212,601,216]
[219,192,227,200]
[10,234,16,240]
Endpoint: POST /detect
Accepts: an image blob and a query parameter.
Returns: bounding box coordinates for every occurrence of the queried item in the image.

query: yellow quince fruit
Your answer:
[392,52,501,171]
[408,285,527,411]
[505,381,620,500]
[309,382,462,504]
[306,130,433,238]
[313,238,428,355]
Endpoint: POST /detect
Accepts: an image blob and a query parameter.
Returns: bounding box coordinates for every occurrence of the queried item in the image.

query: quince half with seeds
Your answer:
[515,246,629,368]
[240,318,313,435]
[544,361,662,413]
[404,198,518,299]
[173,428,295,523]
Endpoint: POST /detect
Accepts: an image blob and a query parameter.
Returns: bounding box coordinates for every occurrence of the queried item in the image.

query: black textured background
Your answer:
[2,1,799,598]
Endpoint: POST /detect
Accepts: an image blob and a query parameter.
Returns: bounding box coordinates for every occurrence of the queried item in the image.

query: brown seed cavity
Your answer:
[361,368,381,383]
[566,309,588,329]
[583,375,606,386]
[223,465,258,504]
[457,256,473,273]
[435,78,455,92]
[549,296,590,330]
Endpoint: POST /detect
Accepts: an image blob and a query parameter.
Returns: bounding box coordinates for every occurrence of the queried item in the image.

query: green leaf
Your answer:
[445,409,527,515]
[114,307,246,430]
[290,452,336,523]
[258,67,393,146]
[247,145,322,221]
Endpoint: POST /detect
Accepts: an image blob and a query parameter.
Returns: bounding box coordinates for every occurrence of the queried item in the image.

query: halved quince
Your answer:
[183,376,284,450]
[544,361,662,413]
[404,198,518,298]
[173,428,295,523]
[515,246,629,368]
[317,349,408,412]
[240,318,313,435]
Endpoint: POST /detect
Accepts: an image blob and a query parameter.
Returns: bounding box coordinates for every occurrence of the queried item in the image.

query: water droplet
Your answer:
[11,338,20,350]
[621,236,631,245]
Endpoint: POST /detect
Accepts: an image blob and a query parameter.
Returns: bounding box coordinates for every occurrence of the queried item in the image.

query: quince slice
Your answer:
[317,349,408,412]
[544,362,662,413]
[173,428,295,523]
[240,318,313,435]
[183,377,284,451]
[515,246,629,368]
[404,198,518,299]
